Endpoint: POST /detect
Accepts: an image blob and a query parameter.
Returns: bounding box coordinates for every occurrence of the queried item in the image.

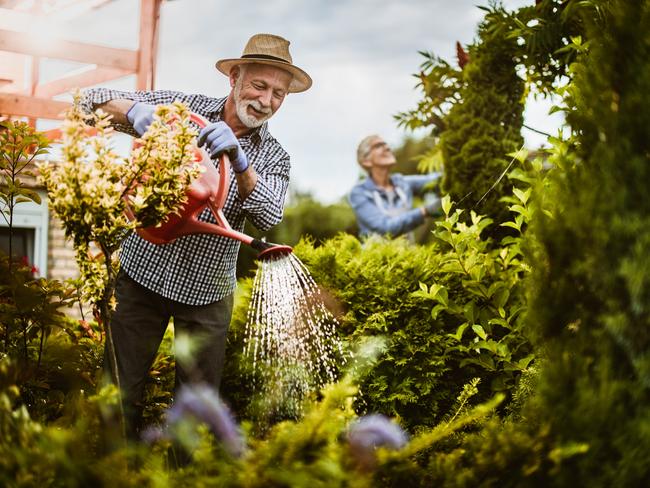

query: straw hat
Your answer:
[216,33,312,93]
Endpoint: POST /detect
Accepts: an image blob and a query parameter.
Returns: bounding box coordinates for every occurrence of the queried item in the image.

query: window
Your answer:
[0,191,49,277]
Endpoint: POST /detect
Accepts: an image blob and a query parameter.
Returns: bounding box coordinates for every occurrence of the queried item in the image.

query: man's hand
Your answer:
[126,102,156,136]
[198,122,249,173]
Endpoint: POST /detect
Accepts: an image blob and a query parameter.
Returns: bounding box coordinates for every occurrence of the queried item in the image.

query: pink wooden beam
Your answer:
[0,93,70,120]
[0,28,138,71]
[34,66,132,99]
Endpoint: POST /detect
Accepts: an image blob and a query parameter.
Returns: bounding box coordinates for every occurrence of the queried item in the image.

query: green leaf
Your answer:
[448,322,470,341]
[441,194,452,216]
[435,287,448,306]
[431,304,446,320]
[516,354,535,370]
[493,288,510,309]
[16,188,42,205]
[512,187,531,205]
[472,324,487,340]
[509,204,528,217]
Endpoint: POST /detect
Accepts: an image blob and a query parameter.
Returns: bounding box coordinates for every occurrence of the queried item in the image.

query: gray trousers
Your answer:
[104,270,234,440]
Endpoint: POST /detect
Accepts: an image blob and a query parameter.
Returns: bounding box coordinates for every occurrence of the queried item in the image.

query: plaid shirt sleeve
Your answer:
[240,154,290,231]
[79,88,187,136]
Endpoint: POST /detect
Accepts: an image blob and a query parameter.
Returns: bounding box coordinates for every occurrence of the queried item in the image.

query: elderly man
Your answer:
[80,33,311,440]
[349,134,442,239]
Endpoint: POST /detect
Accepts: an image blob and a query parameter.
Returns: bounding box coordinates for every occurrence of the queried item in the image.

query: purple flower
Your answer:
[140,425,168,445]
[347,414,408,469]
[167,383,245,457]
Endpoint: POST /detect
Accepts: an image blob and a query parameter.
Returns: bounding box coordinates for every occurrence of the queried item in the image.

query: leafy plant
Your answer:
[0,121,75,367]
[268,178,536,431]
[0,120,49,267]
[509,0,609,93]
[525,0,650,484]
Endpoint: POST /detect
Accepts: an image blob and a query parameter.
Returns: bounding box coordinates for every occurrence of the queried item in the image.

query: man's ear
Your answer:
[359,158,372,170]
[229,66,241,88]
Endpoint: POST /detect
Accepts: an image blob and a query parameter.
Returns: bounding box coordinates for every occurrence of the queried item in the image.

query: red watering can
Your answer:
[124,113,292,260]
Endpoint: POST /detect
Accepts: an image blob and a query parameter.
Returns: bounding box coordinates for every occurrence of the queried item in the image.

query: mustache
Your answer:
[248,99,272,115]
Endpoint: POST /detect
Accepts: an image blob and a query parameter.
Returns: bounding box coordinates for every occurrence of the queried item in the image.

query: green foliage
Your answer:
[0,121,76,370]
[0,253,76,367]
[527,0,650,484]
[1,354,94,486]
[0,120,49,239]
[282,187,534,430]
[510,0,609,93]
[439,4,525,227]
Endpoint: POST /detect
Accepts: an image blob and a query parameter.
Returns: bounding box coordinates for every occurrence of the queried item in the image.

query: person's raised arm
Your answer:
[93,99,134,125]
[349,186,426,237]
[80,88,181,136]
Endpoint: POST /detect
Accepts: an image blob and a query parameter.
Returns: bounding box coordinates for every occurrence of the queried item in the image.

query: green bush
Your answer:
[295,210,531,430]
[438,4,524,228]
[225,180,536,432]
[525,0,650,485]
[397,3,525,232]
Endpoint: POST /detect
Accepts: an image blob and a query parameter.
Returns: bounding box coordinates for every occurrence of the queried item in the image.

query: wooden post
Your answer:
[136,0,162,91]
[28,55,40,127]
[0,1,163,121]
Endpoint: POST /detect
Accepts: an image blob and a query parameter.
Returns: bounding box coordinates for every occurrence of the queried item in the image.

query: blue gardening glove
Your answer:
[197,121,249,173]
[423,199,442,217]
[126,102,156,136]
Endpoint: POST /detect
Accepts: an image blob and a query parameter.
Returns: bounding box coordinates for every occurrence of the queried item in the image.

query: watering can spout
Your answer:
[251,239,293,261]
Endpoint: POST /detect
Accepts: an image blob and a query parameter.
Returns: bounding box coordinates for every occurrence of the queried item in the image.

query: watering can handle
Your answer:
[189,113,230,212]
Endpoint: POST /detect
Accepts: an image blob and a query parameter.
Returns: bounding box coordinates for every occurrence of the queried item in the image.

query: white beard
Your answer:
[234,79,273,128]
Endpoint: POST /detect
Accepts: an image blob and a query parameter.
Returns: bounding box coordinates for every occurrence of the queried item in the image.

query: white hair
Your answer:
[357,134,381,166]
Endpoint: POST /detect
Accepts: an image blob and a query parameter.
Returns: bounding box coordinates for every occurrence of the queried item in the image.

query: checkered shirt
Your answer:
[80,89,290,305]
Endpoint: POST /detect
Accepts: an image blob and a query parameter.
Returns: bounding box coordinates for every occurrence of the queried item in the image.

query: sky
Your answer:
[39,0,562,203]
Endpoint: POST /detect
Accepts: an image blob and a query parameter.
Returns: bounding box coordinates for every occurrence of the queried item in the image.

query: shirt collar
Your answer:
[206,96,268,145]
[362,174,396,193]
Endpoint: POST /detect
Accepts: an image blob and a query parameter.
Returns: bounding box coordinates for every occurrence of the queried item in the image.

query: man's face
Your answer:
[232,64,292,128]
[363,137,396,169]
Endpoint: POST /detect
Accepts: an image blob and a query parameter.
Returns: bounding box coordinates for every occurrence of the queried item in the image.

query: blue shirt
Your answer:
[349,173,441,237]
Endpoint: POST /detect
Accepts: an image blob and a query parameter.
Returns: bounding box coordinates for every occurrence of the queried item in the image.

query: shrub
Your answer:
[224,181,536,431]
[526,0,650,485]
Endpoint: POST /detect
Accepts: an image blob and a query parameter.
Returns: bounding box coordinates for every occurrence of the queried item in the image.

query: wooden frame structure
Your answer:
[0,0,163,124]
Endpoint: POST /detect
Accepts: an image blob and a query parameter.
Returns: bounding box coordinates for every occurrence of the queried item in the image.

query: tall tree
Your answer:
[439,4,525,225]
[397,2,525,229]
[529,0,650,484]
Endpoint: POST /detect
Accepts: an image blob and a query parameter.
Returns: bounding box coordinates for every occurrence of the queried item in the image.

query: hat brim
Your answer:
[216,58,312,93]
